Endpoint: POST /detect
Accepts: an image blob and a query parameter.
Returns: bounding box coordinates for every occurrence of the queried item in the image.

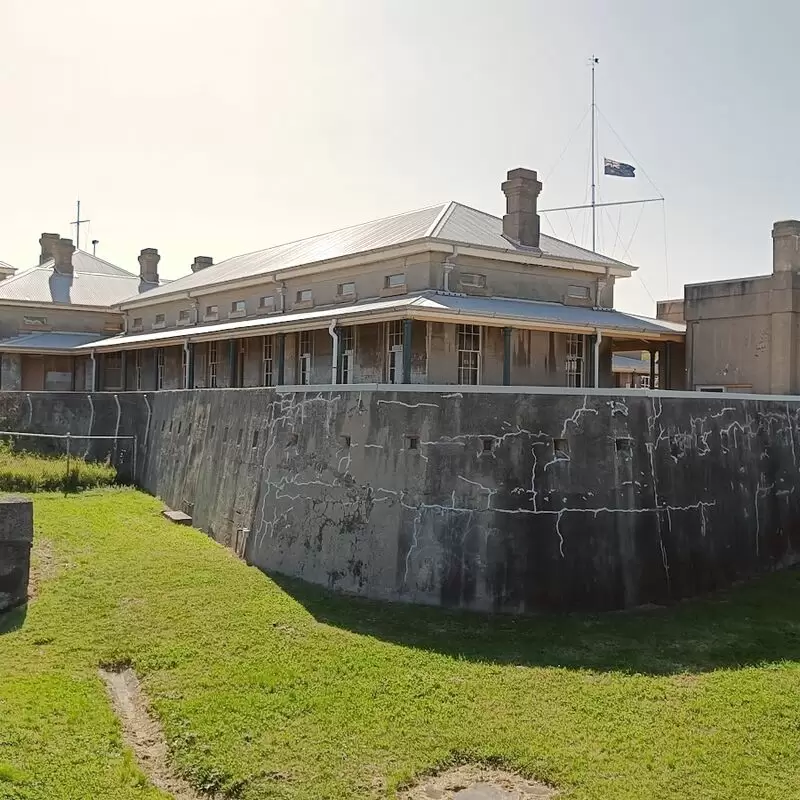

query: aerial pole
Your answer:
[71,199,90,251]
[590,55,599,253]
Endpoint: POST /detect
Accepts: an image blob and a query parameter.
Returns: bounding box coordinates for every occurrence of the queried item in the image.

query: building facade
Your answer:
[80,168,685,392]
[667,219,800,394]
[0,234,162,391]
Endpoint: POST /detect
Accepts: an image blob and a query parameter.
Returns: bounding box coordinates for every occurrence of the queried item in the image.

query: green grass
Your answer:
[0,442,116,492]
[1,489,800,799]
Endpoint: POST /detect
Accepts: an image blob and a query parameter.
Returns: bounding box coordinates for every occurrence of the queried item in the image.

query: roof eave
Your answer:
[0,298,123,313]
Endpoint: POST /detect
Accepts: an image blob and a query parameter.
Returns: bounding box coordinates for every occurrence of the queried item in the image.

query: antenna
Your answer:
[91,239,99,256]
[70,199,90,251]
[589,55,599,253]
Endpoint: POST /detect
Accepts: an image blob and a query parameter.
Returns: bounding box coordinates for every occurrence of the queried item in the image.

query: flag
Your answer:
[604,158,636,178]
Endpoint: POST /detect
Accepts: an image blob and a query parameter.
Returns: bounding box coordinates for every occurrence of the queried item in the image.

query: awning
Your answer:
[0,331,106,354]
[77,291,685,353]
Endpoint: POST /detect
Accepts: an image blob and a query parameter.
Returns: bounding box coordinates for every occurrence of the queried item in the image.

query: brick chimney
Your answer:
[52,238,75,276]
[772,220,800,272]
[138,248,160,284]
[191,256,213,272]
[39,232,60,265]
[501,167,542,248]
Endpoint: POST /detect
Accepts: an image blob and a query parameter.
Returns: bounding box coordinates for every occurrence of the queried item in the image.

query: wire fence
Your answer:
[0,430,139,484]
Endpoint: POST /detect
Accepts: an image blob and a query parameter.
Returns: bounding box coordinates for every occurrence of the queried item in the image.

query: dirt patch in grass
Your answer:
[399,764,557,799]
[99,666,206,800]
[27,537,58,600]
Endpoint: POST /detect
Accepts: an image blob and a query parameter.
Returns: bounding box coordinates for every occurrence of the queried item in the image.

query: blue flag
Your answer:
[604,158,635,178]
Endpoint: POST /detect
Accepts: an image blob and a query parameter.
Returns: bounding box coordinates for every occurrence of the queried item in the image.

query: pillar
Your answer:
[120,351,127,391]
[276,333,285,385]
[649,348,657,389]
[228,340,237,387]
[502,327,512,386]
[402,318,412,383]
[187,343,195,389]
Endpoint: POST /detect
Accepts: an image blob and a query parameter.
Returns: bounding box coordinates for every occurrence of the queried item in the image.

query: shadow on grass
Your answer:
[269,568,800,676]
[0,603,27,636]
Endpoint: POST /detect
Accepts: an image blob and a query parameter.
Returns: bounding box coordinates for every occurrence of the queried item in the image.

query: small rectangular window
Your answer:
[259,295,275,311]
[338,282,356,296]
[385,273,405,288]
[23,315,47,326]
[296,289,312,303]
[231,300,246,313]
[461,273,486,289]
[568,285,591,299]
[155,314,165,324]
[178,309,191,323]
[205,305,219,319]
[132,317,143,330]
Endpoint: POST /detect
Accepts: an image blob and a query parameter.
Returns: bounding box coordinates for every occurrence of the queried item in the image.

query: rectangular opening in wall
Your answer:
[615,437,633,452]
[340,434,351,449]
[132,317,143,331]
[223,426,229,442]
[481,437,494,452]
[259,295,275,312]
[161,420,166,432]
[188,422,192,436]
[567,285,591,299]
[296,289,312,303]
[338,282,356,296]
[169,420,173,432]
[205,304,219,321]
[236,428,243,445]
[553,438,569,458]
[231,300,246,315]
[252,430,259,449]
[210,424,215,437]
[457,324,481,385]
[177,421,182,434]
[461,273,487,289]
[178,309,192,324]
[385,273,406,289]
[406,435,419,450]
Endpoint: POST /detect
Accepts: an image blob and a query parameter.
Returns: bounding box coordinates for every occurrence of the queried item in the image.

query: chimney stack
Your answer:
[39,232,60,265]
[52,238,75,276]
[501,167,542,248]
[772,220,800,272]
[191,256,213,272]
[138,248,160,284]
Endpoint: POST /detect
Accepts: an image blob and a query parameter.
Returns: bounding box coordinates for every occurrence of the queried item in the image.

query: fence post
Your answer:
[65,432,71,495]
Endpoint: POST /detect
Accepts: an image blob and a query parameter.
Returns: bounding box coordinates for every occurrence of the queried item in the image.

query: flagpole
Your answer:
[590,56,598,253]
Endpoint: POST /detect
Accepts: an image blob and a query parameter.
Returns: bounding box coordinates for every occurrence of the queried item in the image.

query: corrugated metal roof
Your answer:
[81,291,684,351]
[434,203,627,268]
[0,250,148,307]
[0,331,106,351]
[0,260,15,273]
[126,201,634,305]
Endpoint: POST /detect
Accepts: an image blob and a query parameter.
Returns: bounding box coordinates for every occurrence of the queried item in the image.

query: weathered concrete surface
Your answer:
[1,388,800,613]
[0,496,33,612]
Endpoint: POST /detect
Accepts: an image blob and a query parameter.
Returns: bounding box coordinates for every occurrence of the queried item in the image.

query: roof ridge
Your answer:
[75,249,138,277]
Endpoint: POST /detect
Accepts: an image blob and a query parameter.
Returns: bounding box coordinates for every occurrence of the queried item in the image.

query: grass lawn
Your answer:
[1,489,800,799]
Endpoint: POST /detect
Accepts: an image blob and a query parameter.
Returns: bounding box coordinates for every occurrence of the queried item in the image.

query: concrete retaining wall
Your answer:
[1,387,799,612]
[0,496,33,612]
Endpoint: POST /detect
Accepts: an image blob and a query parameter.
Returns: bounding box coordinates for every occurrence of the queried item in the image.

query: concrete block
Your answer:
[0,495,33,612]
[162,509,192,525]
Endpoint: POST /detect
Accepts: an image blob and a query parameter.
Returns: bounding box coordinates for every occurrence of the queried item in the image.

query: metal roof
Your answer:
[0,331,106,352]
[612,354,651,374]
[124,202,635,306]
[80,291,684,352]
[0,260,15,274]
[0,250,148,307]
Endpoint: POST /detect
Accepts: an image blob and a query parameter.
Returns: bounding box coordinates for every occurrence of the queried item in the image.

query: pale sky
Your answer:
[1,0,797,315]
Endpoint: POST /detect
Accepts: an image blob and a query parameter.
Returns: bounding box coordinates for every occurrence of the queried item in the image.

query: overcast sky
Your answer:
[1,0,797,314]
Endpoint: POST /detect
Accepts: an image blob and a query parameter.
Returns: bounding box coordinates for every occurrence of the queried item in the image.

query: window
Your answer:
[639,375,651,389]
[567,285,591,300]
[339,327,355,384]
[698,385,726,393]
[457,324,481,385]
[134,350,142,390]
[385,273,405,289]
[230,300,246,315]
[262,336,273,386]
[178,309,192,324]
[565,334,585,388]
[154,313,166,328]
[461,273,486,289]
[105,352,123,388]
[298,330,312,385]
[387,320,404,384]
[23,315,47,327]
[259,295,275,312]
[156,348,165,390]
[181,346,188,388]
[296,289,312,304]
[132,317,143,331]
[207,342,219,388]
[205,305,219,320]
[338,282,356,296]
